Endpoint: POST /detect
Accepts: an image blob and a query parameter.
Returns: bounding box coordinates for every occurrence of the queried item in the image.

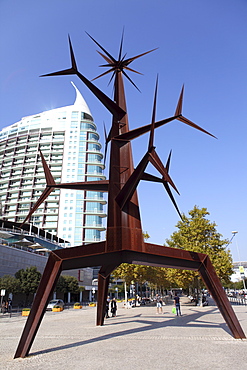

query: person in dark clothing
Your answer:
[105,296,110,318]
[7,298,12,312]
[111,298,117,317]
[174,293,182,316]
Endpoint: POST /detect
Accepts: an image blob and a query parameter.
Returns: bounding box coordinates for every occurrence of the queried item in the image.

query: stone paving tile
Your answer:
[0,300,247,370]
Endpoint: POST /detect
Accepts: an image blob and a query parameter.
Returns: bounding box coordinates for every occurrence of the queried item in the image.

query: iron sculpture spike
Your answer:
[14,33,245,359]
[88,31,157,91]
[41,35,126,121]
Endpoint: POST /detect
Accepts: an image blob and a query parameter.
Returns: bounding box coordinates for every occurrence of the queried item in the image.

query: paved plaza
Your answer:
[0,298,247,370]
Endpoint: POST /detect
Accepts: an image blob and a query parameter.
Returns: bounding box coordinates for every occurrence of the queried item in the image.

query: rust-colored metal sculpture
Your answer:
[14,34,245,358]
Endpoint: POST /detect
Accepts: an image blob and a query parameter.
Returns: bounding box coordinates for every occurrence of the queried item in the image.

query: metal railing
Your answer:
[228,296,247,306]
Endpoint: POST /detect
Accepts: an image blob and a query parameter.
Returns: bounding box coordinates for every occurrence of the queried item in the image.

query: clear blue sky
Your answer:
[1,0,247,262]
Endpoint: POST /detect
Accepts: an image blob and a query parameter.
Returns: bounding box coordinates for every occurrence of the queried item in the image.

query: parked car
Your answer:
[46,299,64,311]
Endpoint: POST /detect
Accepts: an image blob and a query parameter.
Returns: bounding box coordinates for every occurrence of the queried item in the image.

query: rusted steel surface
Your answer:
[14,34,245,358]
[199,256,246,339]
[97,264,119,326]
[14,253,63,358]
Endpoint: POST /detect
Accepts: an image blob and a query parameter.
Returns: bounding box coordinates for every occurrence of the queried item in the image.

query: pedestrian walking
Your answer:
[155,294,163,314]
[105,296,110,318]
[174,293,182,316]
[7,298,12,313]
[111,298,117,317]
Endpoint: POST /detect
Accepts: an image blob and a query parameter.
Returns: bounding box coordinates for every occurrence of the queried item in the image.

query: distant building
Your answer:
[0,82,106,247]
[231,261,247,283]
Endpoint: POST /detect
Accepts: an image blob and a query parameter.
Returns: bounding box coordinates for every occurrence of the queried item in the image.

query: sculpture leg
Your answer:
[97,264,119,326]
[199,256,246,339]
[14,253,62,358]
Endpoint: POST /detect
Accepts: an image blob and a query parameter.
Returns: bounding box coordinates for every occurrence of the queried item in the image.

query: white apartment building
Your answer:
[0,82,106,247]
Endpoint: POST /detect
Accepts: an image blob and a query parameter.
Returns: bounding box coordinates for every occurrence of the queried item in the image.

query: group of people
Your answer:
[105,297,117,318]
[1,298,12,314]
[155,293,182,316]
[104,293,181,318]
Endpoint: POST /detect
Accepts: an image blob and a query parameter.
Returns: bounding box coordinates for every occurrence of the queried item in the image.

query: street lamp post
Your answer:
[231,231,246,291]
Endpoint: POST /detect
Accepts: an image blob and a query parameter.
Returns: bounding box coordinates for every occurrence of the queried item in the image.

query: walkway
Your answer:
[1,298,247,369]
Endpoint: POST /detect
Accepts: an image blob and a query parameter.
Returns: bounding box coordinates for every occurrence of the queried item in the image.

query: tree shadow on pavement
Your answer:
[30,306,232,357]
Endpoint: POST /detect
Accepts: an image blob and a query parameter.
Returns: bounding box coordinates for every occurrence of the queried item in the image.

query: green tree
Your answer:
[64,275,79,294]
[0,275,20,296]
[112,231,173,295]
[55,275,79,294]
[112,264,171,297]
[15,266,41,304]
[165,206,233,288]
[55,276,67,294]
[112,264,137,285]
[112,231,151,285]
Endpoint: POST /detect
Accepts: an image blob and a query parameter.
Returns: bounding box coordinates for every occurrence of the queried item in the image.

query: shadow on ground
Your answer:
[29,306,231,358]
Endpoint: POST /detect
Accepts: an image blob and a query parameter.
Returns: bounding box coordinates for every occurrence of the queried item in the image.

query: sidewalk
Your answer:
[0,298,247,370]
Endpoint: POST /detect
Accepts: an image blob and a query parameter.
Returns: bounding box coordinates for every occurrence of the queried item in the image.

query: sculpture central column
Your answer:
[106,72,144,252]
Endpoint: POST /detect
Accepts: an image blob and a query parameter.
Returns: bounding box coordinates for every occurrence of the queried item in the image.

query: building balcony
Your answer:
[85,160,104,168]
[86,149,102,155]
[82,225,106,231]
[83,210,107,217]
[85,196,107,205]
[83,237,101,243]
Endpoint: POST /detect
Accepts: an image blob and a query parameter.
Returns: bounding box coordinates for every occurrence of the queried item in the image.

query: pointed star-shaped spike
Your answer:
[40,36,126,121]
[87,32,157,92]
[39,150,55,186]
[103,122,108,166]
[20,180,109,227]
[177,115,217,138]
[122,70,141,92]
[20,151,56,226]
[141,151,174,186]
[41,144,109,191]
[175,85,184,116]
[135,172,183,220]
[114,116,177,142]
[124,48,158,65]
[116,150,182,219]
[40,35,77,77]
[166,150,172,172]
[141,172,164,183]
[116,84,216,140]
[20,187,54,227]
[115,77,178,210]
[149,149,180,195]
[108,71,117,87]
[163,150,183,220]
[120,52,127,63]
[140,154,182,220]
[163,182,183,220]
[68,35,78,71]
[97,50,114,65]
[86,32,116,63]
[91,67,116,82]
[124,66,143,75]
[40,68,76,77]
[118,28,124,61]
[49,181,109,192]
[174,85,217,139]
[76,69,126,120]
[148,76,158,151]
[115,152,150,209]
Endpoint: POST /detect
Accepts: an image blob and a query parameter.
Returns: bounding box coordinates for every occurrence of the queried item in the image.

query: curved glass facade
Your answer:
[0,83,106,247]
